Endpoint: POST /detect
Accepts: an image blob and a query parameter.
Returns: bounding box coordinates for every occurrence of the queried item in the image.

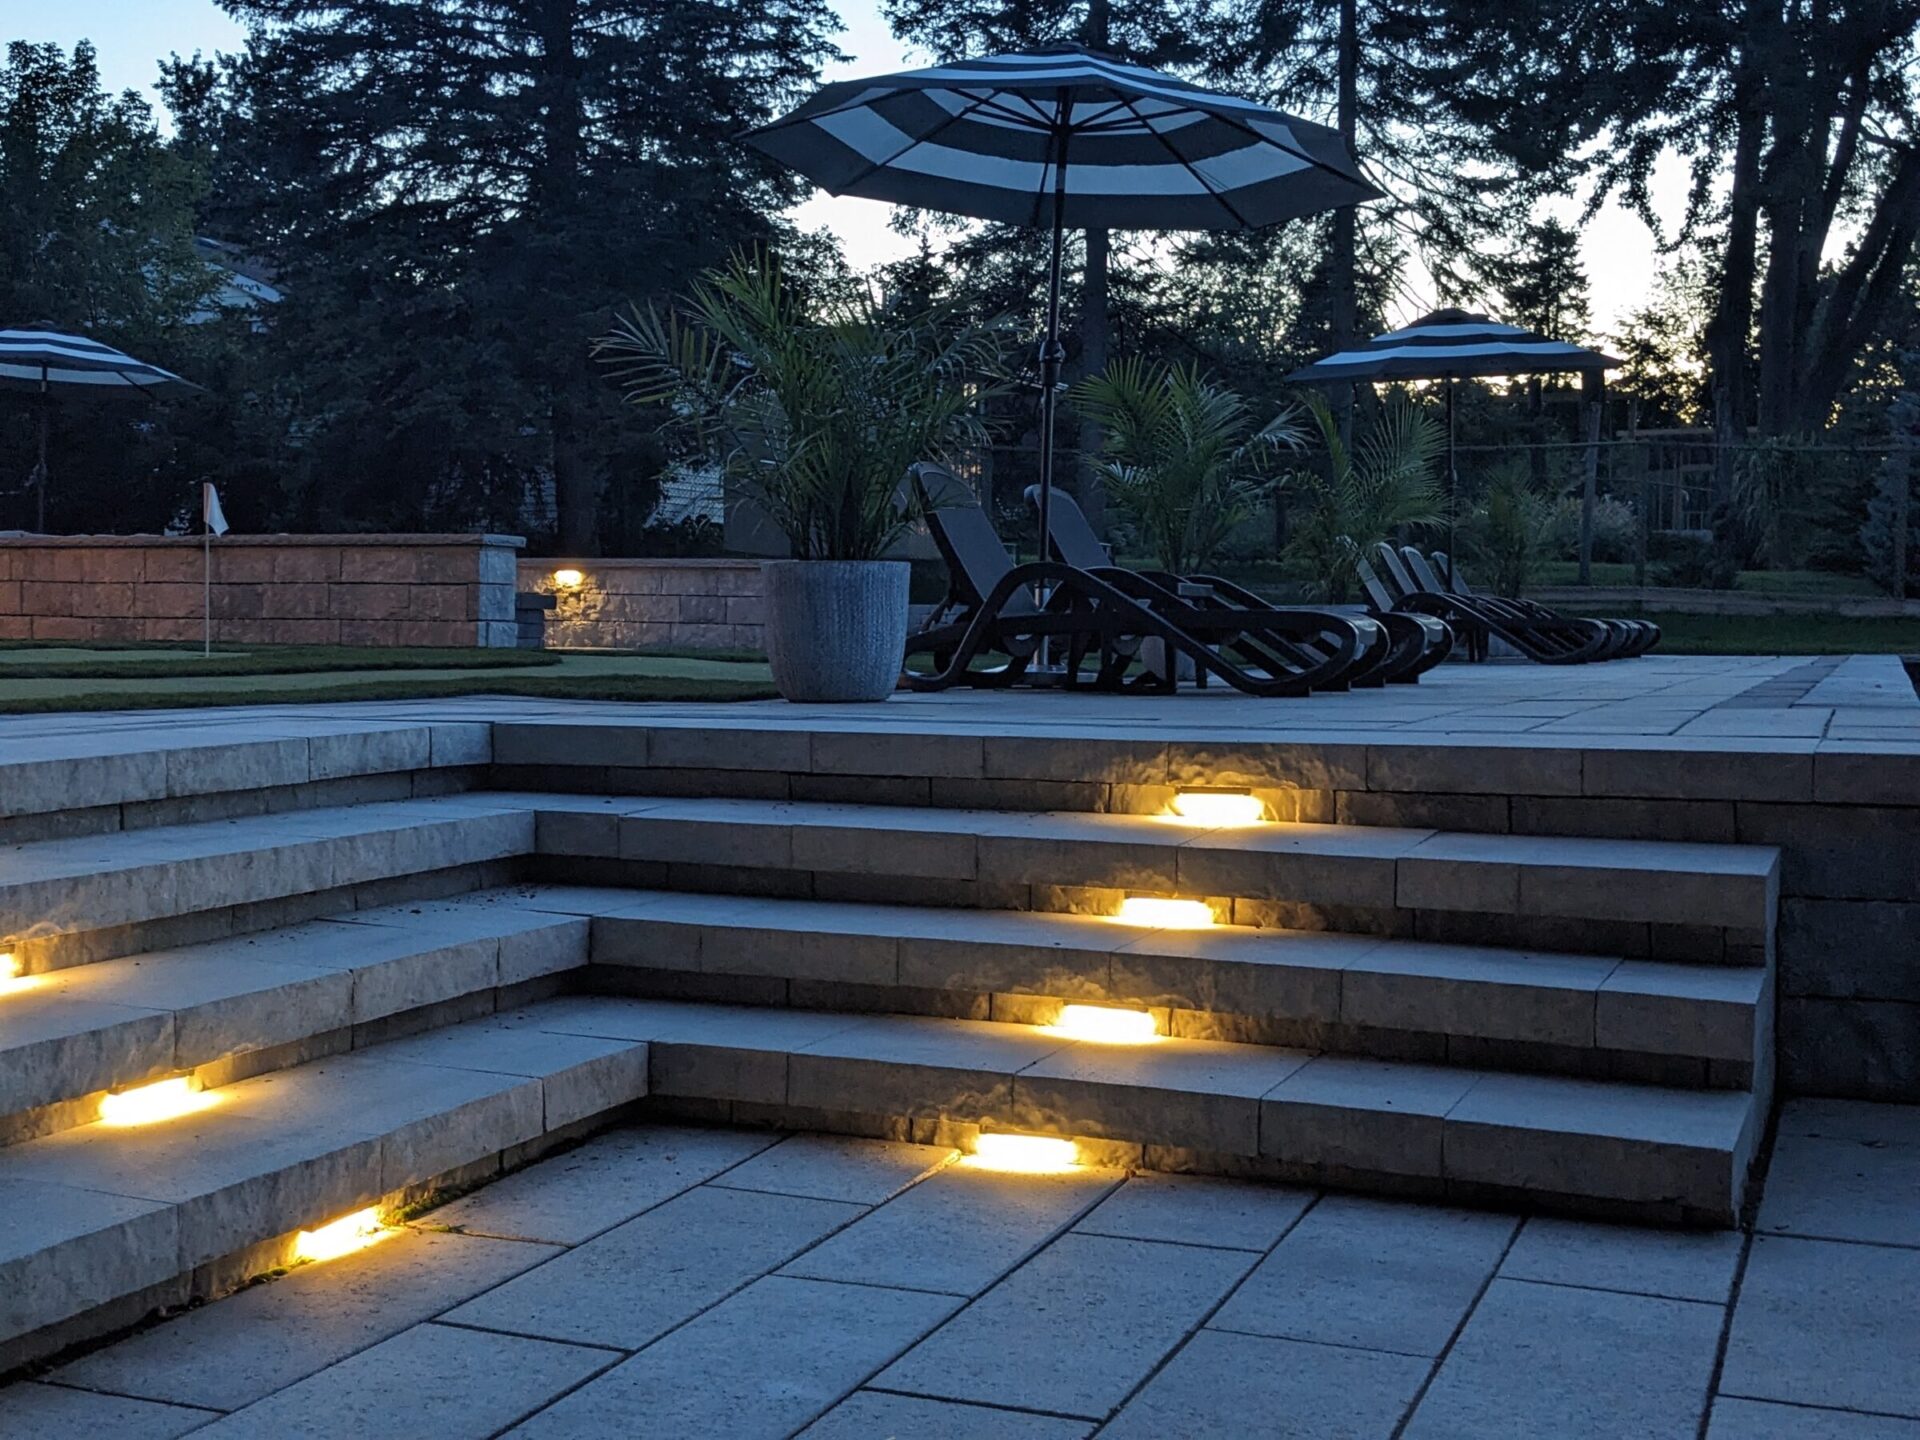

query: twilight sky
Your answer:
[9,0,1677,332]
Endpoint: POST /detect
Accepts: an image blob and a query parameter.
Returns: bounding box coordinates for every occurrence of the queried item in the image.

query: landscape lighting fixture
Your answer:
[551,568,585,589]
[1168,790,1266,825]
[967,1133,1079,1173]
[1113,897,1215,928]
[1050,1004,1159,1044]
[294,1207,391,1263]
[98,1077,216,1127]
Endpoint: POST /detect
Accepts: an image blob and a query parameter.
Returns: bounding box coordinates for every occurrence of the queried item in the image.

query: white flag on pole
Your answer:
[202,482,229,536]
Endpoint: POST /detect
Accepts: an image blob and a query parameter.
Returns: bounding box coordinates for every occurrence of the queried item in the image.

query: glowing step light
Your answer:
[1051,1004,1159,1044]
[0,952,30,996]
[294,1207,391,1263]
[968,1133,1079,1173]
[1113,896,1214,928]
[551,567,585,589]
[1168,789,1266,826]
[99,1077,216,1127]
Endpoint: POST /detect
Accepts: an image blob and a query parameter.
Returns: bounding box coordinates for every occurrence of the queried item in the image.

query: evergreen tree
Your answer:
[179,0,838,549]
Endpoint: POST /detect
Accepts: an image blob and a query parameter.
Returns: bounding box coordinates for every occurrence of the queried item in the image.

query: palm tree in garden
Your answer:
[1283,391,1445,602]
[1070,358,1305,576]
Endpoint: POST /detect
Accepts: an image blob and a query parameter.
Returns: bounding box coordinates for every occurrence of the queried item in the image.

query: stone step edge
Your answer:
[0,887,611,1140]
[521,996,1763,1224]
[0,996,650,1354]
[0,795,540,967]
[584,892,1767,1074]
[522,792,1781,933]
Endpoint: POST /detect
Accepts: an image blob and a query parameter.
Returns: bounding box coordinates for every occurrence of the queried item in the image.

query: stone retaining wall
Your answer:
[521,558,765,651]
[0,534,522,648]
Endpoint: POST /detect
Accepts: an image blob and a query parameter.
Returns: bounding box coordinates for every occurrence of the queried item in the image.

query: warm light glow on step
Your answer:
[99,1077,216,1127]
[967,1133,1079,1173]
[1168,790,1266,825]
[294,1207,392,1263]
[1113,897,1214,928]
[551,567,585,589]
[1051,1004,1159,1044]
[0,953,31,995]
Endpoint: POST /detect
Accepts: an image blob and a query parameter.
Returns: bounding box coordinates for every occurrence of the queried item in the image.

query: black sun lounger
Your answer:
[1425,550,1660,658]
[1363,542,1610,664]
[1027,486,1450,689]
[902,466,1369,696]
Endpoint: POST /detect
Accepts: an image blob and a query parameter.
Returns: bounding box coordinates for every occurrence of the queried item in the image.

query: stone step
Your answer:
[586,892,1768,1085]
[513,996,1765,1225]
[526,794,1781,948]
[0,996,649,1359]
[0,886,622,1142]
[0,795,538,972]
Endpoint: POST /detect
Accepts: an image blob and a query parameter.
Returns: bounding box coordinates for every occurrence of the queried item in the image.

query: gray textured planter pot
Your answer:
[762,559,910,703]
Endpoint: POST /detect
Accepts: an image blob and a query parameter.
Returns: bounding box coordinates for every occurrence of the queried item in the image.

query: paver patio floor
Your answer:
[8,1098,1916,1439]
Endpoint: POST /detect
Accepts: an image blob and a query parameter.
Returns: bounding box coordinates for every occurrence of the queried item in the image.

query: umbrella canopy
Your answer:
[746,44,1378,585]
[745,44,1379,231]
[1287,309,1621,590]
[1285,308,1618,383]
[0,327,198,397]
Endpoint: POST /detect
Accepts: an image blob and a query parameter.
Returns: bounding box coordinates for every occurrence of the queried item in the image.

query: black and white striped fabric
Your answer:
[746,44,1379,230]
[1287,308,1619,382]
[0,328,195,395]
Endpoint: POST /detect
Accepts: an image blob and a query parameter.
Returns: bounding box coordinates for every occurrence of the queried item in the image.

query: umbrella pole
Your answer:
[35,372,48,533]
[1444,375,1456,591]
[1033,113,1069,671]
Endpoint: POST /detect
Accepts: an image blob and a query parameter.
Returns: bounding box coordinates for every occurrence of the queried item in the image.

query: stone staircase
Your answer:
[0,725,1780,1368]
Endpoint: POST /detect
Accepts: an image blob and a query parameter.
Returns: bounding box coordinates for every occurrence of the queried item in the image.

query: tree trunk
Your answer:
[1328,0,1359,448]
[1704,8,1766,503]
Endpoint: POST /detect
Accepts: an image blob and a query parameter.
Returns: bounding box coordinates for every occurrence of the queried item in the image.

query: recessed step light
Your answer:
[294,1207,392,1263]
[98,1077,216,1127]
[966,1133,1079,1173]
[1051,1004,1159,1044]
[1168,789,1266,825]
[1113,896,1214,928]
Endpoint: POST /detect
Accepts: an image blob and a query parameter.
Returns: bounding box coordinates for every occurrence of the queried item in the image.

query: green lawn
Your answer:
[0,646,775,712]
[1614,611,1920,655]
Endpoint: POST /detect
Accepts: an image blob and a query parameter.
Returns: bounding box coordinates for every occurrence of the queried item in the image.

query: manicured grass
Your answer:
[1532,562,1882,595]
[1624,611,1920,655]
[0,643,559,679]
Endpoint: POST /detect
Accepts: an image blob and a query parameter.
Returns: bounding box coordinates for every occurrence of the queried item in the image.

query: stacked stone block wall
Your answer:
[0,534,522,647]
[520,558,764,651]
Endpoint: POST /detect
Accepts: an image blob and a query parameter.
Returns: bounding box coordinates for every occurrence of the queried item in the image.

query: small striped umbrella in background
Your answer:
[746,44,1380,557]
[1287,308,1620,585]
[0,327,200,531]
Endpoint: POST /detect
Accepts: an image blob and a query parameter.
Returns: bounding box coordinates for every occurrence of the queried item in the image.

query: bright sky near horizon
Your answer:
[8,0,1676,333]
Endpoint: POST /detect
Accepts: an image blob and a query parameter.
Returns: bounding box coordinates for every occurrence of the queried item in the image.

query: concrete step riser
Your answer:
[587,910,1765,1089]
[0,1001,650,1363]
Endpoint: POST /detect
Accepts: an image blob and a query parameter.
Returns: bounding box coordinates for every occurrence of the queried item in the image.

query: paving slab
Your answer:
[875,1232,1259,1419]
[442,1182,862,1349]
[0,1383,217,1440]
[1403,1277,1723,1440]
[1072,1172,1313,1252]
[1208,1194,1515,1357]
[1707,1398,1920,1439]
[1757,1129,1920,1248]
[419,1125,776,1244]
[186,1322,612,1439]
[1499,1215,1744,1303]
[1721,1236,1920,1417]
[798,1391,1093,1439]
[52,1229,556,1412]
[709,1134,956,1205]
[503,1275,959,1439]
[779,1159,1119,1296]
[1101,1328,1429,1439]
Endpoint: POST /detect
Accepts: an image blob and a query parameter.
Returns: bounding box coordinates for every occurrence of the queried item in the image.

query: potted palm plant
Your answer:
[596,255,1008,701]
[1070,358,1304,575]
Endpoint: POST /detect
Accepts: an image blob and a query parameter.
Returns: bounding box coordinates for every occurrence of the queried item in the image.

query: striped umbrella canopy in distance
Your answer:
[1,328,200,531]
[1287,309,1620,587]
[1284,308,1619,383]
[745,45,1381,558]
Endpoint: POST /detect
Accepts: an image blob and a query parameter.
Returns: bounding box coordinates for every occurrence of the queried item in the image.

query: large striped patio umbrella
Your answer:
[1287,308,1619,584]
[0,327,199,531]
[746,44,1379,554]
